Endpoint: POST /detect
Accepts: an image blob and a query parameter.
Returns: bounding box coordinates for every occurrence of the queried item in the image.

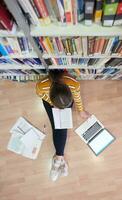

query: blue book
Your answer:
[0,43,8,56]
[77,0,84,22]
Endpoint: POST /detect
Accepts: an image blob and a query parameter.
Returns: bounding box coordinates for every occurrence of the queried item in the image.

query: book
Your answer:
[45,0,58,23]
[0,3,14,30]
[77,0,84,22]
[71,0,78,24]
[114,0,122,25]
[18,0,39,25]
[56,0,66,23]
[0,38,8,56]
[82,36,88,56]
[94,0,103,23]
[8,117,46,159]
[52,108,73,129]
[33,0,51,24]
[63,0,73,24]
[84,0,95,25]
[102,0,119,26]
[50,0,61,22]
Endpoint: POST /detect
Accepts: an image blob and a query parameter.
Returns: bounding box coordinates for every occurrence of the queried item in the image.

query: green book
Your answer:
[102,0,119,26]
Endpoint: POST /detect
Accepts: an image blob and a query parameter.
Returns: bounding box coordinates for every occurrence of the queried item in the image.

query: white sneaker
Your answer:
[60,159,68,177]
[50,156,62,181]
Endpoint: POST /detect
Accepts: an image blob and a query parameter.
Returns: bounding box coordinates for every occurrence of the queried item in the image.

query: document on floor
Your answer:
[52,108,73,129]
[7,117,46,159]
[75,115,115,156]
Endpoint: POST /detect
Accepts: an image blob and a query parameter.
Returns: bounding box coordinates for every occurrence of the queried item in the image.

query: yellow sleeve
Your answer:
[72,82,84,112]
[36,82,45,99]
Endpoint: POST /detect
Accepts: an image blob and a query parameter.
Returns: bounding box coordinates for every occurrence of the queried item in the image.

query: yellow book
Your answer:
[45,37,54,54]
[94,10,102,23]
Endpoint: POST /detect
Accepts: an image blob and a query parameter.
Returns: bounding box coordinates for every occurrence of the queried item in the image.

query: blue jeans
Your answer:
[43,100,73,156]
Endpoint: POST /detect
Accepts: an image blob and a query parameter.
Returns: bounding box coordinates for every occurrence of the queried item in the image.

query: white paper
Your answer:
[20,129,39,149]
[8,117,46,159]
[52,108,73,129]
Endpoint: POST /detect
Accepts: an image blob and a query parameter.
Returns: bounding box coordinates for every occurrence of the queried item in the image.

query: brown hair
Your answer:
[49,70,73,109]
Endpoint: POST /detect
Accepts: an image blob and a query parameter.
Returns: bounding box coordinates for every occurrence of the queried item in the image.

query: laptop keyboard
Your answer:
[83,122,102,141]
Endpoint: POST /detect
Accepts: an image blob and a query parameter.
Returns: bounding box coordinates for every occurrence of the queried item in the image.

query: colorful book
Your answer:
[18,0,39,25]
[50,0,61,22]
[102,0,119,26]
[45,0,58,23]
[56,0,66,23]
[114,0,122,25]
[33,0,51,24]
[82,36,88,56]
[0,38,8,56]
[71,0,78,24]
[0,4,14,31]
[77,0,84,22]
[84,0,95,25]
[63,0,73,24]
[94,0,103,23]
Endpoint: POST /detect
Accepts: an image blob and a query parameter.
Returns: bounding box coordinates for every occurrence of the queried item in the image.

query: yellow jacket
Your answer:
[36,75,84,111]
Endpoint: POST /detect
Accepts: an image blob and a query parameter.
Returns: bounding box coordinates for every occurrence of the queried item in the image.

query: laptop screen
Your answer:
[88,129,115,156]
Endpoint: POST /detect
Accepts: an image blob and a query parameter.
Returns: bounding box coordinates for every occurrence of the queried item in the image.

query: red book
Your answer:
[114,1,122,25]
[0,4,14,30]
[0,22,6,30]
[34,0,50,24]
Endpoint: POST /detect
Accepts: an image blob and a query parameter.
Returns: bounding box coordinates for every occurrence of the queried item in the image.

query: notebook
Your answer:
[52,108,73,129]
[7,117,46,159]
[75,115,115,156]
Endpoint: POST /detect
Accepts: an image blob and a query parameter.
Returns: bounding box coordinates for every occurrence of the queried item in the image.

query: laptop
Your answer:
[75,115,115,156]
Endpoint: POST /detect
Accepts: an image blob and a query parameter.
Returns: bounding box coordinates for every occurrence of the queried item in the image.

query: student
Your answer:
[36,70,90,181]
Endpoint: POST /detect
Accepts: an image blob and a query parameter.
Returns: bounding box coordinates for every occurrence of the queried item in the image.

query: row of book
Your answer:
[1,36,122,57]
[0,37,33,56]
[0,69,122,81]
[15,0,122,26]
[0,58,42,67]
[0,57,122,68]
[1,0,122,32]
[35,36,122,56]
[45,58,122,67]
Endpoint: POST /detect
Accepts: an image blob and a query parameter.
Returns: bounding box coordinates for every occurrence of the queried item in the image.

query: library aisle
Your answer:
[0,80,122,200]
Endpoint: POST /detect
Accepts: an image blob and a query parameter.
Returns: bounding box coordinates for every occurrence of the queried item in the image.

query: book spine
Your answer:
[29,0,41,18]
[114,0,122,25]
[0,39,8,56]
[18,0,39,25]
[63,0,73,24]
[85,0,95,25]
[56,0,66,23]
[71,0,78,24]
[17,37,25,53]
[34,0,51,24]
[82,36,88,56]
[45,0,58,23]
[77,0,84,22]
[94,0,103,23]
[102,0,119,26]
[0,5,14,31]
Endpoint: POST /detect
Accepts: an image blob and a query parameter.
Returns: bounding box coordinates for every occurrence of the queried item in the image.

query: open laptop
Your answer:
[75,115,115,156]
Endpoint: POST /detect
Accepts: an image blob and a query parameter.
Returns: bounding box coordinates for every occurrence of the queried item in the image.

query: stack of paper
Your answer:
[52,108,73,129]
[7,117,46,159]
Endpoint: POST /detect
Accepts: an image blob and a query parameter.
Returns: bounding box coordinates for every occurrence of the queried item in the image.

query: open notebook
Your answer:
[75,115,115,156]
[52,108,73,129]
[7,117,46,159]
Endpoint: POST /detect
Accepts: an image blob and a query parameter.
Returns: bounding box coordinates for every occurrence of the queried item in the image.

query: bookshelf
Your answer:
[0,0,122,81]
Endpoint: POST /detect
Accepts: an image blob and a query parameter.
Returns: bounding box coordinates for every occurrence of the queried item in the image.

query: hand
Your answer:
[79,111,91,120]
